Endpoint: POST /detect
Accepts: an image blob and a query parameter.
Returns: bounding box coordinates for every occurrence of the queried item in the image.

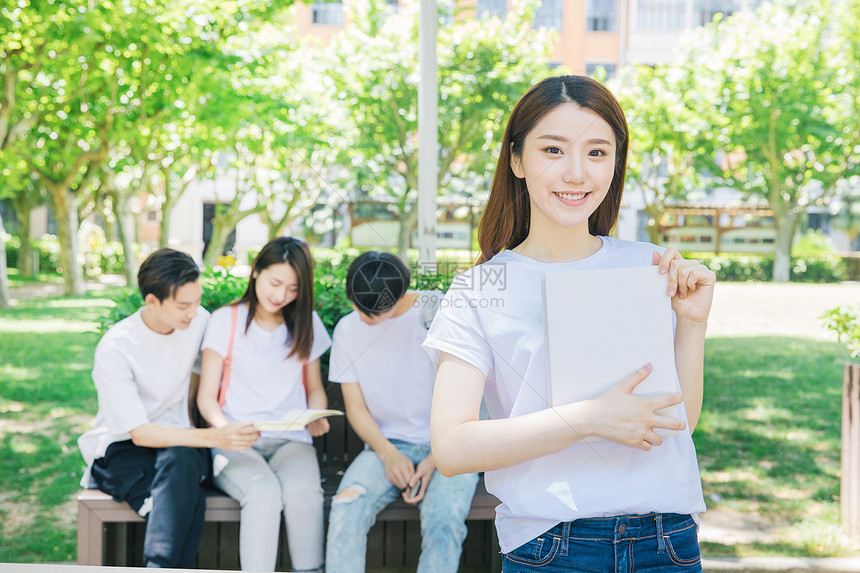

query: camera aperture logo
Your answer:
[350,258,405,315]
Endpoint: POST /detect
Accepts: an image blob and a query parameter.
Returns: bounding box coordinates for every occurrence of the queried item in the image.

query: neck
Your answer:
[253,303,285,327]
[513,216,603,263]
[392,292,419,317]
[140,307,173,335]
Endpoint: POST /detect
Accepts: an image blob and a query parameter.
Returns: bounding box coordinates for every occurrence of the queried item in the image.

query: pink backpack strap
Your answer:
[217,305,239,408]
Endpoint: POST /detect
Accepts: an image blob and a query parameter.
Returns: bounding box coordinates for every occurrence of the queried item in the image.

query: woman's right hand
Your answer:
[581,364,686,450]
[211,422,260,451]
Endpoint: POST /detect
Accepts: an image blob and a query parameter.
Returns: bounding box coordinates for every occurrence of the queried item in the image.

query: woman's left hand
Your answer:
[307,417,330,437]
[652,249,716,323]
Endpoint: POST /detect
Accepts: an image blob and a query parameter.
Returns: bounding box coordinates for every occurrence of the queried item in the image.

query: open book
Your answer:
[254,409,344,432]
[542,265,681,437]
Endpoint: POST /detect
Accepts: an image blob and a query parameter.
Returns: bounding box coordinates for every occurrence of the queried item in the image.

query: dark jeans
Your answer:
[502,513,702,572]
[91,440,209,568]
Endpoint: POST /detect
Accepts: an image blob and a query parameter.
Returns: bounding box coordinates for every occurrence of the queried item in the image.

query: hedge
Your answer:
[683,252,845,283]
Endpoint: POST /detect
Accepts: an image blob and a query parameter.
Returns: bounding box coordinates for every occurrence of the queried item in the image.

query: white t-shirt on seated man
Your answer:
[325,251,478,573]
[76,248,260,569]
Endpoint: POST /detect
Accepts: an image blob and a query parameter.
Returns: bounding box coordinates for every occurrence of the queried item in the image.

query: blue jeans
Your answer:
[91,441,209,568]
[325,441,479,573]
[502,513,702,572]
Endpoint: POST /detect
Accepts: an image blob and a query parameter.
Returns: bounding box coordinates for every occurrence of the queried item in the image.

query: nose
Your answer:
[562,154,586,185]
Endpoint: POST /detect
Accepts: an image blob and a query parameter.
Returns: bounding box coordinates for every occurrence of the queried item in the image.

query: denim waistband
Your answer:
[542,513,696,543]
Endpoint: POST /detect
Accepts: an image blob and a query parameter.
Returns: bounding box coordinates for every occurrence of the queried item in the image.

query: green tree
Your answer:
[328,0,554,256]
[615,65,709,245]
[2,0,300,294]
[686,0,860,281]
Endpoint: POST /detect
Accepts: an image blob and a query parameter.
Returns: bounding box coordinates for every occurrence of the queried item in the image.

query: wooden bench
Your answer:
[77,383,501,571]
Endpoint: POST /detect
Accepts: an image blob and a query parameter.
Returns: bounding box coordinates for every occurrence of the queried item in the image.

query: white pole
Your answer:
[418,0,438,273]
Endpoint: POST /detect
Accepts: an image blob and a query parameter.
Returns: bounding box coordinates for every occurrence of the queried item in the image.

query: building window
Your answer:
[533,0,562,30]
[637,0,684,29]
[386,0,399,14]
[585,62,617,80]
[476,0,507,19]
[146,210,159,223]
[312,1,344,25]
[586,0,616,32]
[695,0,738,26]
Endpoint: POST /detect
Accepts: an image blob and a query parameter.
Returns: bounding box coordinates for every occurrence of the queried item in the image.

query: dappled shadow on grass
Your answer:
[1,331,99,405]
[697,336,849,554]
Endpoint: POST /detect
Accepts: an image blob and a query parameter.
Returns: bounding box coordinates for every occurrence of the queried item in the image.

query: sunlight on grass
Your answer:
[11,437,39,455]
[46,299,115,309]
[0,366,36,381]
[0,319,98,333]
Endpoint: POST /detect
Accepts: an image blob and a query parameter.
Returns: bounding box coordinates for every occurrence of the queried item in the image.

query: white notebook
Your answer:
[542,265,681,431]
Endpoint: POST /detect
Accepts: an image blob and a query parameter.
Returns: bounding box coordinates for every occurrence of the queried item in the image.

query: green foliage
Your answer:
[327,0,556,254]
[4,234,61,272]
[96,288,144,334]
[793,229,839,256]
[613,64,710,243]
[679,0,860,281]
[821,305,860,358]
[685,251,845,283]
[200,268,247,312]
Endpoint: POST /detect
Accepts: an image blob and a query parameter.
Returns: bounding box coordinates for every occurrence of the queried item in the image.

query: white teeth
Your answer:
[556,192,586,201]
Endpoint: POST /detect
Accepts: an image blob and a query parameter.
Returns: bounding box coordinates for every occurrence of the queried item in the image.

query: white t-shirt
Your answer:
[328,301,437,447]
[423,236,706,553]
[78,307,210,486]
[202,304,331,443]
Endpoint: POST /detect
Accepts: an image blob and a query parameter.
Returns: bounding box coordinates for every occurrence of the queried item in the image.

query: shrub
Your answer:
[684,252,845,283]
[822,305,860,358]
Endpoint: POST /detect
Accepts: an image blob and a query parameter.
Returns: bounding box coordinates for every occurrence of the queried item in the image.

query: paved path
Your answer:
[7,275,127,301]
[707,282,860,340]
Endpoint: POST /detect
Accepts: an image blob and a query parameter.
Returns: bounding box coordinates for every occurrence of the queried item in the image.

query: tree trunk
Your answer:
[203,221,233,268]
[773,210,799,283]
[397,206,418,261]
[49,185,85,295]
[14,199,34,277]
[0,211,12,309]
[159,192,172,249]
[113,191,138,288]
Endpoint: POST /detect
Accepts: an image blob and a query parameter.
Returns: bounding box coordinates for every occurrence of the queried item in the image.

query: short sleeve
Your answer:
[309,312,332,362]
[422,288,493,377]
[201,306,233,358]
[328,317,359,384]
[92,339,150,434]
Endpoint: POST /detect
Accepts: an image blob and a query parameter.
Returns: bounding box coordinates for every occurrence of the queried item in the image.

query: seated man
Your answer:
[77,248,259,568]
[325,251,479,573]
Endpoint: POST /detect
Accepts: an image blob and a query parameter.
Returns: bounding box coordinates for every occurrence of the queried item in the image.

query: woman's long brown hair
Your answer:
[476,75,629,264]
[237,236,315,361]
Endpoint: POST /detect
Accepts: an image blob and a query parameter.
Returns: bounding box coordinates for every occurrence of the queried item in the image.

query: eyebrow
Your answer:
[535,134,613,146]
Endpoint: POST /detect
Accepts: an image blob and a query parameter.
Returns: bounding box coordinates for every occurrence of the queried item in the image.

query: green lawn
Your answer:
[696,336,852,557]
[0,285,855,562]
[0,289,116,562]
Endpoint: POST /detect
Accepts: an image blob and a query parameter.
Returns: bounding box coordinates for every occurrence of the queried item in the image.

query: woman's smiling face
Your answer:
[511,102,617,233]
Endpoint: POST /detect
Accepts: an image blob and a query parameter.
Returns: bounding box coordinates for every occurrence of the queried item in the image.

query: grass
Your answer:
[0,279,857,562]
[697,336,855,557]
[0,287,119,563]
[5,268,63,288]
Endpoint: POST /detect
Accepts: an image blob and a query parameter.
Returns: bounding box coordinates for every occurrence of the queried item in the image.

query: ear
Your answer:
[510,142,525,179]
[143,293,161,307]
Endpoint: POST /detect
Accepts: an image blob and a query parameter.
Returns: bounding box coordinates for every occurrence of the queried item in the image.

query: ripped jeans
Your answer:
[325,440,479,573]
